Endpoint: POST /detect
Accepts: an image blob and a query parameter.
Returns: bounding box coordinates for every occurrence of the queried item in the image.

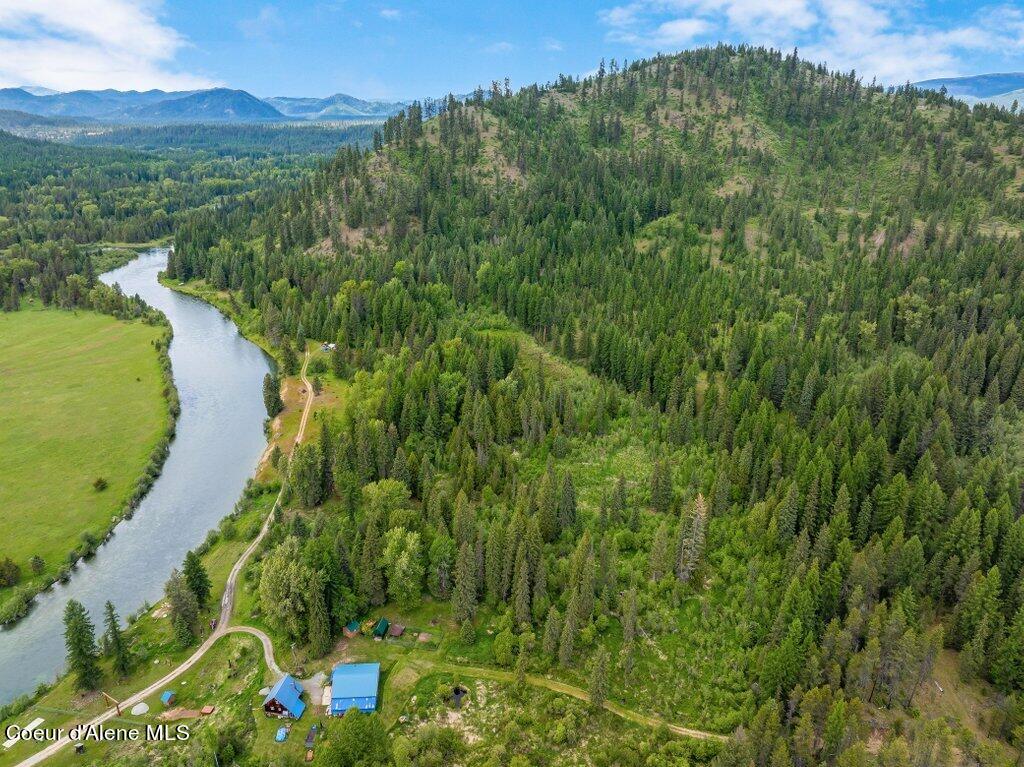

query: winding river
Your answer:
[0,249,270,705]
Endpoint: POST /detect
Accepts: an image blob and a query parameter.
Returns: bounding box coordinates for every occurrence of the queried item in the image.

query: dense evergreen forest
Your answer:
[0,127,353,310]
[79,45,1024,765]
[72,122,376,158]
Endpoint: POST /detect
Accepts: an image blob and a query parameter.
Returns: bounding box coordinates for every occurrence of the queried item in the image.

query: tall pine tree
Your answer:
[64,600,101,691]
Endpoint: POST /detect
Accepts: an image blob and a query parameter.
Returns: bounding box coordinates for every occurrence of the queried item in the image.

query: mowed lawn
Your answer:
[0,306,167,584]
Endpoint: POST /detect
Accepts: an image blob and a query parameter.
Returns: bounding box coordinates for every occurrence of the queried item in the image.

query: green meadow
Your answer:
[0,306,168,605]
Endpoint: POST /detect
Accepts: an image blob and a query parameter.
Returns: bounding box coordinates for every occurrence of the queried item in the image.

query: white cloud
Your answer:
[601,0,814,47]
[970,4,1024,50]
[239,5,284,40]
[0,0,216,91]
[647,18,711,46]
[543,37,564,51]
[597,0,1024,84]
[379,8,401,20]
[802,0,1011,83]
[603,9,710,47]
[598,3,644,30]
[484,41,515,54]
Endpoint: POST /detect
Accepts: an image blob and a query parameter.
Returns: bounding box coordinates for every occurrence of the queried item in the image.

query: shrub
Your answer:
[0,557,21,587]
[492,628,516,667]
[0,587,32,624]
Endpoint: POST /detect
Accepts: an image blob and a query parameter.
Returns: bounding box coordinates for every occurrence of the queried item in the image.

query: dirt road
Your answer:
[14,354,313,767]
[399,657,727,742]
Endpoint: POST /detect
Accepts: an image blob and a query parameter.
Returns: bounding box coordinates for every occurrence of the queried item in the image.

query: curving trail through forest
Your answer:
[384,656,728,742]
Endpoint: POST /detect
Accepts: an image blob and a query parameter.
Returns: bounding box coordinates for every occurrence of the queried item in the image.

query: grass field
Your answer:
[0,306,168,602]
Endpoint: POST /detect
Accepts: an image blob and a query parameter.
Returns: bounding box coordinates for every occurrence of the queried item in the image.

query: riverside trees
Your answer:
[63,600,100,692]
[103,601,131,678]
[263,373,284,417]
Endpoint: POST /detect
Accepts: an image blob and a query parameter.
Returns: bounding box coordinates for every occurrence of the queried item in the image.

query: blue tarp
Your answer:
[330,662,380,715]
[263,674,306,719]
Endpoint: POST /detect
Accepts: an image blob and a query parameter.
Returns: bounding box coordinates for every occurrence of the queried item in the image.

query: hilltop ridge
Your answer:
[165,44,1024,765]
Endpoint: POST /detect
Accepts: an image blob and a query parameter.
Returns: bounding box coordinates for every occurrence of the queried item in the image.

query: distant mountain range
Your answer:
[914,72,1024,109]
[265,93,410,120]
[8,72,1022,125]
[0,86,410,124]
[19,86,62,97]
[132,89,284,122]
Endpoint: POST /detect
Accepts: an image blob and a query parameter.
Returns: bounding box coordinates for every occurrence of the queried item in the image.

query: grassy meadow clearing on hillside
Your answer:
[0,306,168,610]
[395,672,718,766]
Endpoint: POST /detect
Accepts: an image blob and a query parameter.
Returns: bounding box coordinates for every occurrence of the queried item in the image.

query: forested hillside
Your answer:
[0,128,342,311]
[72,122,376,158]
[0,128,329,244]
[169,45,1024,766]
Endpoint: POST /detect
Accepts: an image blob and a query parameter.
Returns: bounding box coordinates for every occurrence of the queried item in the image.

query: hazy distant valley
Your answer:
[0,85,411,140]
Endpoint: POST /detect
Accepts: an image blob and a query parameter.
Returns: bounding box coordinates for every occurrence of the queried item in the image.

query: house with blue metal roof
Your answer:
[330,662,380,715]
[263,674,306,719]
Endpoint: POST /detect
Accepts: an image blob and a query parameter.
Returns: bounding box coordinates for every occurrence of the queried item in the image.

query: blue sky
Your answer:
[0,1,1022,97]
